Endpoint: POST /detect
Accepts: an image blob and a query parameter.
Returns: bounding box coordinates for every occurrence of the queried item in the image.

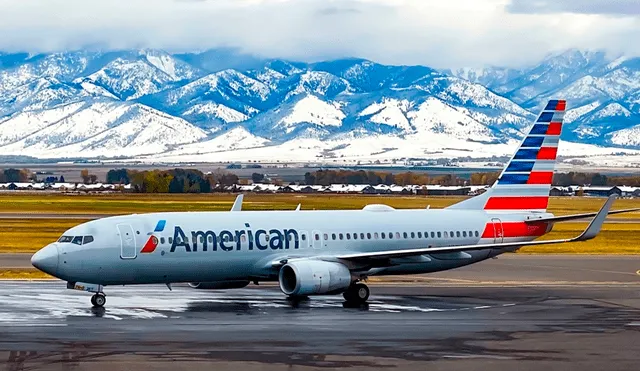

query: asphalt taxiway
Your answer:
[1,276,640,370]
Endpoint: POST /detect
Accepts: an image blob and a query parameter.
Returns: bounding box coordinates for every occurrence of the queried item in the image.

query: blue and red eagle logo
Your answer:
[140,220,166,253]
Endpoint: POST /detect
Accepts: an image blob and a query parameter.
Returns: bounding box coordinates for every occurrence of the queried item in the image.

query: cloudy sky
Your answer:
[1,0,639,68]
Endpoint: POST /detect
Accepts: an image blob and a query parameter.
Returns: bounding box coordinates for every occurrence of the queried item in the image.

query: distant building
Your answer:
[582,186,622,197]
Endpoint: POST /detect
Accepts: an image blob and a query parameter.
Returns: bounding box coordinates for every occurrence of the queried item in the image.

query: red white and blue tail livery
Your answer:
[449,99,566,213]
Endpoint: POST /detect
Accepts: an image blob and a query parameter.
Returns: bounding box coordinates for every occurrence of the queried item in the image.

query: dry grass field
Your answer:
[0,193,638,254]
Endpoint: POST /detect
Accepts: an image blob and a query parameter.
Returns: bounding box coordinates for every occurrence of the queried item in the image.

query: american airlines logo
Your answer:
[141,220,301,253]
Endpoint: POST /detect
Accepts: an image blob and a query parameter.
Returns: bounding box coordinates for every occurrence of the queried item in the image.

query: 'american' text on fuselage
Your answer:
[170,225,300,252]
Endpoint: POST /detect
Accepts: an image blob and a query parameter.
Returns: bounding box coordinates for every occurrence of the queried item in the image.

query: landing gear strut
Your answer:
[67,282,107,308]
[90,293,106,308]
[343,282,370,304]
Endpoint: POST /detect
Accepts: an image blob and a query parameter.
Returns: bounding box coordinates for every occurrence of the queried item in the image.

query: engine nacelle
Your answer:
[188,281,250,290]
[279,260,352,296]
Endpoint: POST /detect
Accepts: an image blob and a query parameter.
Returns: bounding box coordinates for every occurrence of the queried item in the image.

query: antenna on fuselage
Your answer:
[295,204,301,211]
[231,194,244,211]
[426,205,430,209]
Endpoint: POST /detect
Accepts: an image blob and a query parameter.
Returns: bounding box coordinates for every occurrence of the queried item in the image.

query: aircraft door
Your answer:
[117,224,137,259]
[491,218,504,243]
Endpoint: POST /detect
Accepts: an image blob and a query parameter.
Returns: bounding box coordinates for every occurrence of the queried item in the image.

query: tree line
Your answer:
[304,170,498,186]
[303,169,640,187]
[107,168,240,193]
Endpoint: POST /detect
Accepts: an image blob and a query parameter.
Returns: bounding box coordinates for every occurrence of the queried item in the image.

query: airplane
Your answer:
[31,99,640,308]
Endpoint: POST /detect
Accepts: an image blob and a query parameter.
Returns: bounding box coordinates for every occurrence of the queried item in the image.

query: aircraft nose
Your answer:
[31,244,59,276]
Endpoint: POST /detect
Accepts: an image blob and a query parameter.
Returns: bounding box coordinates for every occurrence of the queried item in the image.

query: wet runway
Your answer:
[1,281,640,370]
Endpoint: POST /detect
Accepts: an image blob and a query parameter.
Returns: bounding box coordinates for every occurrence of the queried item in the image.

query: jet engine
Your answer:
[188,281,250,290]
[278,260,352,296]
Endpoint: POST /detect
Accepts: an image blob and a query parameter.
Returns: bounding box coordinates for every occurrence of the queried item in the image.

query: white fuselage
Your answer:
[41,206,552,286]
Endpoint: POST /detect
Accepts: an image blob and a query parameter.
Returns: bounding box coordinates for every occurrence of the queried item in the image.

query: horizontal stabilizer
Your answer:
[525,206,640,224]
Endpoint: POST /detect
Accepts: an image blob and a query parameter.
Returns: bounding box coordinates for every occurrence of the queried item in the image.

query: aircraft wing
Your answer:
[336,195,617,262]
[524,207,640,224]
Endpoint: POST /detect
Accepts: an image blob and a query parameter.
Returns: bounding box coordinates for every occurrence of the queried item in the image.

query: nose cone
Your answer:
[31,244,59,276]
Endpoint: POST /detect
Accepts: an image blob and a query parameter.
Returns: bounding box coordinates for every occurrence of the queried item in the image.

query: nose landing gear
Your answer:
[67,281,107,308]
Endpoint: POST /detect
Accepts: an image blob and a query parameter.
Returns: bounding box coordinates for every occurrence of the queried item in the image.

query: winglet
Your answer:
[574,194,616,241]
[231,194,244,211]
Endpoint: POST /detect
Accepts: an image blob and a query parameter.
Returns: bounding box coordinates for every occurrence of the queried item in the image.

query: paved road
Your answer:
[0,282,639,371]
[0,253,33,269]
[0,213,109,219]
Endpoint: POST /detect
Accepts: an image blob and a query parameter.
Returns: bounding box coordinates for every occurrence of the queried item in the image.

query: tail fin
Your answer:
[448,99,566,213]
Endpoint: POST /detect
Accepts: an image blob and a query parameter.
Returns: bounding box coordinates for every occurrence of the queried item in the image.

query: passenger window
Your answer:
[437,232,441,238]
[396,232,401,239]
[72,236,83,245]
[463,231,467,237]
[475,231,479,237]
[431,232,435,238]
[367,233,371,239]
[403,232,408,239]
[444,231,448,238]
[411,232,415,238]
[360,233,365,239]
[323,233,328,240]
[417,232,422,238]
[374,232,379,239]
[346,234,351,240]
[200,236,205,243]
[168,237,173,244]
[301,234,307,241]
[388,232,393,239]
[339,233,344,240]
[83,236,94,244]
[450,231,454,238]
[332,233,336,240]
[381,233,386,239]
[161,237,166,244]
[314,234,319,241]
[456,231,461,238]
[241,235,246,242]
[353,233,358,240]
[207,236,213,243]
[469,231,473,238]
[184,237,189,243]
[58,236,73,243]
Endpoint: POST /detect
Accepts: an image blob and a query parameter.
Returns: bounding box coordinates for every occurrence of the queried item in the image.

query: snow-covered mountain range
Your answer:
[1,48,639,166]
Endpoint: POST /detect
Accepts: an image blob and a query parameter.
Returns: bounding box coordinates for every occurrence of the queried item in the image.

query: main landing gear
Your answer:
[343,282,370,304]
[90,293,106,308]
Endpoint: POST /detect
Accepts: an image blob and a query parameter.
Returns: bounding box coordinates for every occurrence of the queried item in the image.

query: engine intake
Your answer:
[279,260,352,296]
[188,281,250,290]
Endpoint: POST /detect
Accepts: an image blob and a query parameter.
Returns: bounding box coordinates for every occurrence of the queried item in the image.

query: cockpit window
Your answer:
[83,236,94,244]
[71,236,83,245]
[58,236,73,243]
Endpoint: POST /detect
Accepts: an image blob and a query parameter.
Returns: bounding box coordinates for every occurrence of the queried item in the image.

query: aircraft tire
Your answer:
[343,283,369,304]
[92,293,106,308]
